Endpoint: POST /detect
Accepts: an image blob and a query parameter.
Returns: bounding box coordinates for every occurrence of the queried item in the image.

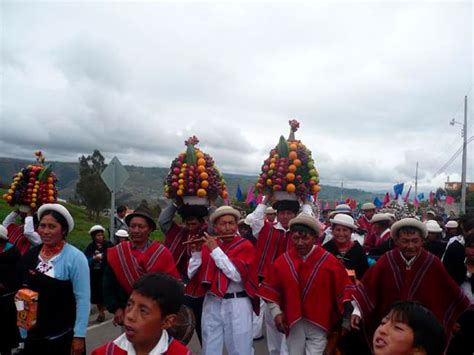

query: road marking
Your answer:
[87,318,113,331]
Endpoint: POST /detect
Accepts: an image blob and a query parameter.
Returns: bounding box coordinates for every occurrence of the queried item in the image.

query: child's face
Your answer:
[124,291,176,349]
[373,311,417,355]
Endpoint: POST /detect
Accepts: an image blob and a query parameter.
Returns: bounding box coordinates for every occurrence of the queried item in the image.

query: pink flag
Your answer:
[350,199,357,210]
[245,185,255,204]
[403,185,412,203]
[256,192,263,204]
[445,195,455,205]
[324,200,329,210]
[413,197,419,208]
[383,192,390,206]
[429,192,434,206]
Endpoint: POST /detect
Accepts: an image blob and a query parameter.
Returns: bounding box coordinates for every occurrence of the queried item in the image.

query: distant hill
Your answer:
[0,157,381,207]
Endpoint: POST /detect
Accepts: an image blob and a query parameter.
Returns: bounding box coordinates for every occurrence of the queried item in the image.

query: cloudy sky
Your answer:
[1,0,472,193]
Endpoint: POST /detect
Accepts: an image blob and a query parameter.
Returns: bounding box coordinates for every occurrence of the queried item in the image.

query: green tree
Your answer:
[75,150,110,222]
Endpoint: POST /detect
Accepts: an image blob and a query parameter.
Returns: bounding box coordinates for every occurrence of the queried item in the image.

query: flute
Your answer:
[182,233,235,245]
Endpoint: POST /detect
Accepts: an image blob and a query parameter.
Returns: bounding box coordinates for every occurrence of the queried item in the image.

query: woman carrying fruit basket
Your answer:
[20,203,90,355]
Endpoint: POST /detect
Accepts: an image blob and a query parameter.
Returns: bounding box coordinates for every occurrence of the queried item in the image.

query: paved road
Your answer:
[85,311,269,354]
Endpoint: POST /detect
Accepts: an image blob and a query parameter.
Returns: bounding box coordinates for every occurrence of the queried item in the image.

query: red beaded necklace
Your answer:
[40,240,66,261]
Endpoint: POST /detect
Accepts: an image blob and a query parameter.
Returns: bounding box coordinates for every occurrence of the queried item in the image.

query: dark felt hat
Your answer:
[125,203,157,230]
[272,200,300,214]
[178,204,209,220]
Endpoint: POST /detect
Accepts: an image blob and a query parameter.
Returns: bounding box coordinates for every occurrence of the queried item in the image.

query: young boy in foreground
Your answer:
[92,273,191,355]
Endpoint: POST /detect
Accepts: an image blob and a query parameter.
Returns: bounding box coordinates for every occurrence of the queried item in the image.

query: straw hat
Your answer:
[361,202,376,211]
[330,214,357,230]
[328,204,352,218]
[115,229,129,239]
[371,213,392,224]
[391,218,428,239]
[425,220,442,233]
[445,220,458,229]
[288,214,321,236]
[210,206,240,225]
[38,203,74,234]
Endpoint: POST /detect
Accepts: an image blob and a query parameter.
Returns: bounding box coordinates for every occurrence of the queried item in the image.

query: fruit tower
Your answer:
[164,136,228,202]
[3,151,59,210]
[255,120,321,199]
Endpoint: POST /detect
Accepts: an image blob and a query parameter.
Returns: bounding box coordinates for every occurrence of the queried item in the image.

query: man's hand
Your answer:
[188,235,204,253]
[204,233,218,251]
[274,313,289,335]
[113,308,124,326]
[71,337,85,355]
[351,315,361,330]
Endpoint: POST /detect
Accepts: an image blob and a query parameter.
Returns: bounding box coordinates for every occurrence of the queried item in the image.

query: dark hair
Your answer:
[40,210,69,236]
[461,217,474,236]
[117,205,127,214]
[374,220,391,229]
[132,273,184,316]
[397,226,422,238]
[465,234,474,248]
[290,224,318,237]
[183,215,205,224]
[386,301,445,355]
[273,200,300,214]
[90,230,105,241]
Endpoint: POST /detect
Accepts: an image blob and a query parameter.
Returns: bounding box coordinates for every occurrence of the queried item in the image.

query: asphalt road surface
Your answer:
[85,311,269,354]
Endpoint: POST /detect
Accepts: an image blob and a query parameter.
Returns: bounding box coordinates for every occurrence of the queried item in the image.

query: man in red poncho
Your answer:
[257,213,354,355]
[352,217,472,351]
[185,206,259,355]
[103,203,180,327]
[2,207,41,255]
[357,202,375,240]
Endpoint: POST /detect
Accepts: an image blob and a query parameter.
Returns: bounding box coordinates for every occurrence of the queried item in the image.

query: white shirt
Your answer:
[3,211,41,246]
[113,330,171,355]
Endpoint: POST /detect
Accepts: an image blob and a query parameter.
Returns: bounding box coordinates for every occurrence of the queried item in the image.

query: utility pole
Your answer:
[460,96,468,214]
[414,162,418,199]
[340,180,344,203]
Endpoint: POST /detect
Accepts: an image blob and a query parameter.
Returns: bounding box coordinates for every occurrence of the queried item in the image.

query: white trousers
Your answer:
[264,303,288,355]
[252,299,264,339]
[286,319,327,355]
[201,294,253,355]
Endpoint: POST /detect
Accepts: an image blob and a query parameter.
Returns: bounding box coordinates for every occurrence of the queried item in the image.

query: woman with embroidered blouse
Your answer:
[21,203,90,355]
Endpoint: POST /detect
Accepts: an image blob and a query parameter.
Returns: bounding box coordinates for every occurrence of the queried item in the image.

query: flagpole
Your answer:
[340,180,344,202]
[460,96,468,214]
[414,162,418,199]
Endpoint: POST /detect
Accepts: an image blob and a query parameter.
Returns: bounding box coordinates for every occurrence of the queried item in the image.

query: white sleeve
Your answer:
[352,300,362,318]
[268,302,283,319]
[301,203,314,217]
[187,252,202,279]
[23,216,41,246]
[210,247,242,282]
[2,211,18,228]
[246,203,267,236]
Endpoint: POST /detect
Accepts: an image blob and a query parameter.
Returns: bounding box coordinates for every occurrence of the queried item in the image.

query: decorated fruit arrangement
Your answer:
[164,136,228,200]
[2,151,59,210]
[255,120,321,198]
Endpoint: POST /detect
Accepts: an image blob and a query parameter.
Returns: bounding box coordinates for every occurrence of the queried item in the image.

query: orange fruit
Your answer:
[286,173,295,181]
[293,159,302,167]
[177,189,184,196]
[197,158,206,166]
[289,143,298,151]
[289,151,298,160]
[197,189,207,197]
[197,165,206,173]
[286,183,296,193]
[201,180,209,188]
[196,151,204,159]
[266,179,273,186]
[200,172,209,180]
[312,185,321,193]
[30,202,36,208]
[288,164,297,173]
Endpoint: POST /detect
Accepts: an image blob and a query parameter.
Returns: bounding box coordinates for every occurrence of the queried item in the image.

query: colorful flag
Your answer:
[413,197,419,208]
[417,193,425,201]
[256,192,263,204]
[374,197,383,208]
[393,183,404,199]
[403,185,412,203]
[324,200,330,210]
[245,185,255,204]
[349,199,357,210]
[445,195,455,205]
[235,184,244,202]
[429,192,435,206]
[383,192,390,206]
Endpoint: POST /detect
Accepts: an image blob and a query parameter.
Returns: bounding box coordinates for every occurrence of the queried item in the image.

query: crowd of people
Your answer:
[0,195,473,355]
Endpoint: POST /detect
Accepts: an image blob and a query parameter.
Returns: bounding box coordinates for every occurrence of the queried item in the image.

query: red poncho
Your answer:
[257,246,354,333]
[107,241,180,294]
[354,248,471,341]
[91,338,191,355]
[185,235,259,313]
[254,222,291,279]
[7,224,31,255]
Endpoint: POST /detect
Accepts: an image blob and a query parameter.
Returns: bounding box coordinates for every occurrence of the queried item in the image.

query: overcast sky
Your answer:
[1,0,472,193]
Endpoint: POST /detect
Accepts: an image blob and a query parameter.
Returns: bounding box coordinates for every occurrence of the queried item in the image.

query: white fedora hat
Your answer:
[38,203,74,234]
[330,213,357,230]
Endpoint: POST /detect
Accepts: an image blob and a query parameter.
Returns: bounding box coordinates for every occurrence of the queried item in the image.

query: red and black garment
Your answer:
[7,224,31,255]
[91,336,192,355]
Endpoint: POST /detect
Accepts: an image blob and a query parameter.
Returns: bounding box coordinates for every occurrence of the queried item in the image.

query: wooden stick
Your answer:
[181,233,235,245]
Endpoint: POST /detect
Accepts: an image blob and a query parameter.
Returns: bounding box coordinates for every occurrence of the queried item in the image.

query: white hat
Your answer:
[446,220,458,229]
[426,210,436,217]
[38,203,74,234]
[0,225,8,240]
[361,202,376,211]
[289,213,321,236]
[425,220,442,233]
[89,225,106,235]
[328,204,352,218]
[115,229,129,238]
[210,206,241,225]
[391,218,428,239]
[330,214,357,230]
[265,207,277,214]
[371,213,392,224]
